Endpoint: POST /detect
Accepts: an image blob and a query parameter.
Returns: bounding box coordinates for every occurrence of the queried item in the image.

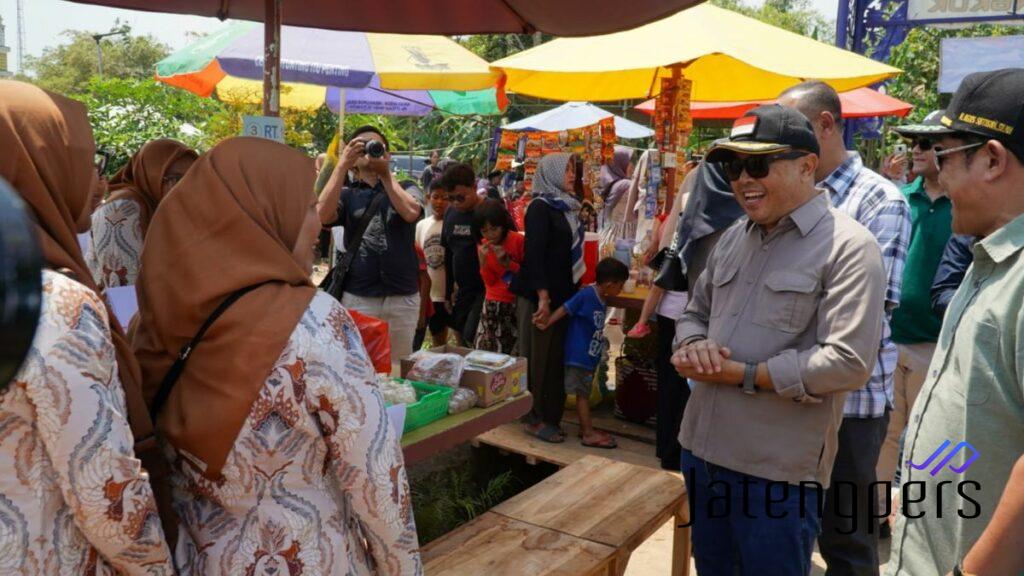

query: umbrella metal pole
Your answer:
[337,89,347,139]
[409,116,415,175]
[262,0,282,117]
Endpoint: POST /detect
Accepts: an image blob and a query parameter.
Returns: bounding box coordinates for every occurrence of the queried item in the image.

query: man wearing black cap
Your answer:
[887,68,1024,576]
[671,105,886,575]
[876,110,956,526]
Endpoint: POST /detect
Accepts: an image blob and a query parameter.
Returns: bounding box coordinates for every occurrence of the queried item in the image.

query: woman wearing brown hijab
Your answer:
[0,80,173,573]
[87,139,197,289]
[133,137,421,575]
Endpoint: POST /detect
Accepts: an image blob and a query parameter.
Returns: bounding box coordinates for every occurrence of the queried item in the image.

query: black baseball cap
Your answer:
[894,109,955,138]
[941,68,1024,158]
[705,105,820,162]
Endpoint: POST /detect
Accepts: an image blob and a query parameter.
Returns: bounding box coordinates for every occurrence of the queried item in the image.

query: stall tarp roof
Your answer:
[504,102,653,139]
[635,87,913,120]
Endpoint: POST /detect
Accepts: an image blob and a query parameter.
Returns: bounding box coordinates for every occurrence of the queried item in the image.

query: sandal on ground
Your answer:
[581,432,618,449]
[525,422,565,443]
[626,323,652,338]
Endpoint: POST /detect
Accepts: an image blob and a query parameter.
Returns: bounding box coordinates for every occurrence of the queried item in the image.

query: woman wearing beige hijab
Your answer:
[133,137,420,575]
[0,80,173,573]
[88,139,197,289]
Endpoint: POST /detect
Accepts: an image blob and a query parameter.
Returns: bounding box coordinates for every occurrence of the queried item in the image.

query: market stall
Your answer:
[491,2,901,423]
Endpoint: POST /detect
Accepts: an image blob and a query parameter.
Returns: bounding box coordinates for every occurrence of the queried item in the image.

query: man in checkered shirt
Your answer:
[781,81,911,576]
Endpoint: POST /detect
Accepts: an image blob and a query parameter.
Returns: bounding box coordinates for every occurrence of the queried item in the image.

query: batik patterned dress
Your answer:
[88,198,145,289]
[168,291,422,576]
[0,270,173,575]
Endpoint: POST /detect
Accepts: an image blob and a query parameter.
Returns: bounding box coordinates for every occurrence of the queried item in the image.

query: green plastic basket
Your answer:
[402,380,455,434]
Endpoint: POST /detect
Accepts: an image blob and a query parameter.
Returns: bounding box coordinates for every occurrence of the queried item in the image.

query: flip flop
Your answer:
[581,433,618,449]
[525,422,565,443]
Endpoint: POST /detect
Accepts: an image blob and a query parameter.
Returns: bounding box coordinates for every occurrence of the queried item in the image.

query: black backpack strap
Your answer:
[322,190,389,294]
[149,283,266,421]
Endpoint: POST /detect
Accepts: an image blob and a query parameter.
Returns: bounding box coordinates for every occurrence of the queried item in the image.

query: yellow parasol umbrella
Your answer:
[491,3,900,102]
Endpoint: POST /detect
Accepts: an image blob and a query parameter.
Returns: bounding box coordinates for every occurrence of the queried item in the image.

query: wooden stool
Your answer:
[492,455,690,576]
[422,511,619,575]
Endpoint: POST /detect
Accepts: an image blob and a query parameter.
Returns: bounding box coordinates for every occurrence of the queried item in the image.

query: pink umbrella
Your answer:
[635,87,913,120]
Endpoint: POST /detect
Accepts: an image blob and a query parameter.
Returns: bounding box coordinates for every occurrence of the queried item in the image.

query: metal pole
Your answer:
[836,0,851,49]
[409,116,415,174]
[337,89,347,138]
[94,37,104,78]
[262,0,282,117]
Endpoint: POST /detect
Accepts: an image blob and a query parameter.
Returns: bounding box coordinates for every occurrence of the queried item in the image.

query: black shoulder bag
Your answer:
[321,191,388,300]
[148,283,266,421]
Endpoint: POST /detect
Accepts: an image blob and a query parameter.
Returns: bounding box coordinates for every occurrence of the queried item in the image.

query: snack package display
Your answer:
[379,377,418,405]
[406,352,466,387]
[599,117,616,163]
[542,132,561,156]
[464,350,516,372]
[523,133,544,192]
[348,310,391,374]
[447,387,479,415]
[495,131,521,171]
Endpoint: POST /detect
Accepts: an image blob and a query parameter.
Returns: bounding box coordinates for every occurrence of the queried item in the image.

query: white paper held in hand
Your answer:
[386,403,407,438]
[105,286,139,331]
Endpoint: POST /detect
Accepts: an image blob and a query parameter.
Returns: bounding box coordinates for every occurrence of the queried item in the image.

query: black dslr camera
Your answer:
[0,177,43,391]
[365,139,387,159]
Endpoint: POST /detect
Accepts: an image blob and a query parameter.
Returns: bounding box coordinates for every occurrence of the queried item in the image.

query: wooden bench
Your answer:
[423,455,690,576]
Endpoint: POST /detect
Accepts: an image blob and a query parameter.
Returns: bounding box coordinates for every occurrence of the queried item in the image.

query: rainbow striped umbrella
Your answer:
[155,22,506,116]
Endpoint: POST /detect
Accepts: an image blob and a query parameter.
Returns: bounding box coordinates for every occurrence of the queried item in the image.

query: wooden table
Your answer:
[492,455,690,576]
[422,511,619,576]
[606,285,651,311]
[401,392,532,465]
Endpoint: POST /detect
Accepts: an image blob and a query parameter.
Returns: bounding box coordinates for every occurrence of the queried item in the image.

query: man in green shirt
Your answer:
[887,68,1024,576]
[877,110,955,523]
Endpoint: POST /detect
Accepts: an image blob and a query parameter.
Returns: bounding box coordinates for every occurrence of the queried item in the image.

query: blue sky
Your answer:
[0,0,840,74]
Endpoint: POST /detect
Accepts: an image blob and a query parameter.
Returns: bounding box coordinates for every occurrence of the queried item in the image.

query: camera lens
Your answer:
[0,178,43,390]
[366,140,386,159]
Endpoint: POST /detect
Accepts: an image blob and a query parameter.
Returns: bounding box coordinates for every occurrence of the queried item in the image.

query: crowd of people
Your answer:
[1,65,1022,576]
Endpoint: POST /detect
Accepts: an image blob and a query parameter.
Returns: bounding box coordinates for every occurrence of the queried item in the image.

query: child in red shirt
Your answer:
[473,199,524,354]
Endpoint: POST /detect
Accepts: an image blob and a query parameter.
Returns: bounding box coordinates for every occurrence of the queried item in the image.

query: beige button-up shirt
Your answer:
[676,192,886,486]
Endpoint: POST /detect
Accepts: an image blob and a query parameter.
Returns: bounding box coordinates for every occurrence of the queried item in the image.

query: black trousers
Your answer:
[819,413,890,576]
[655,314,690,469]
[517,297,567,428]
[451,290,484,346]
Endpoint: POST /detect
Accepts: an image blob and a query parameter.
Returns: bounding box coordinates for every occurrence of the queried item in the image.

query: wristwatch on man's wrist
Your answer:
[742,362,757,395]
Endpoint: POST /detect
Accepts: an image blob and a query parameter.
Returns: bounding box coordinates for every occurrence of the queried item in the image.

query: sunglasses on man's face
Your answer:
[447,193,467,202]
[912,138,935,152]
[932,141,986,172]
[720,150,808,182]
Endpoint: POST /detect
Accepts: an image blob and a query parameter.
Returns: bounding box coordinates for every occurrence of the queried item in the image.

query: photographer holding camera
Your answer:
[317,125,423,362]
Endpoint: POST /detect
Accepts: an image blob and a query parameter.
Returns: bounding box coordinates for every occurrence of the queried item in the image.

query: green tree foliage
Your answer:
[75,77,222,173]
[27,23,169,95]
[712,0,833,42]
[460,33,547,62]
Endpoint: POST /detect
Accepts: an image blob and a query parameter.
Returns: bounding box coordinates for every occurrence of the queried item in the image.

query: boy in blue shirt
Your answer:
[540,257,629,449]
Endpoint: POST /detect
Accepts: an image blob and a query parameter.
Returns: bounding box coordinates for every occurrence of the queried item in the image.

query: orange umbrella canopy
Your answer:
[636,87,913,120]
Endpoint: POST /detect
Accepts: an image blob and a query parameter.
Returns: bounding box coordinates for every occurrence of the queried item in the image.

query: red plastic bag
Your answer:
[348,310,391,374]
